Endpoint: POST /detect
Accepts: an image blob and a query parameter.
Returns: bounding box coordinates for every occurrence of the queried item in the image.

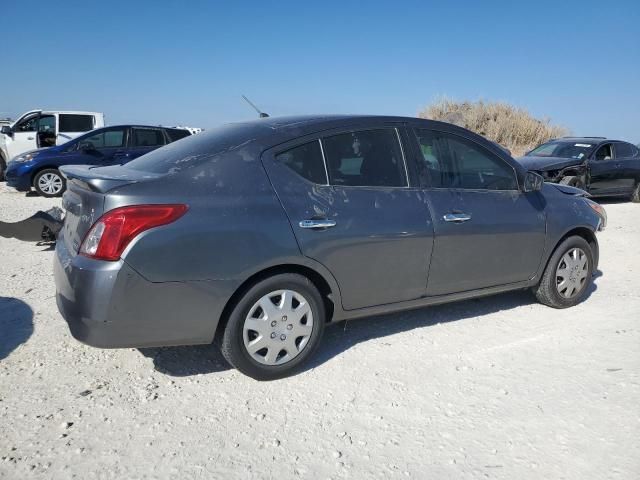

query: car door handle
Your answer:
[27,136,34,140]
[443,213,472,223]
[299,219,336,229]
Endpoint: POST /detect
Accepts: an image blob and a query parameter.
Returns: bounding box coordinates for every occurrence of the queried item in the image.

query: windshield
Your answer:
[528,141,593,159]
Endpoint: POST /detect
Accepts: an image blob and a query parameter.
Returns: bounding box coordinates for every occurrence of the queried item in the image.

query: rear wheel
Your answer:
[33,169,66,197]
[220,273,326,380]
[535,236,594,308]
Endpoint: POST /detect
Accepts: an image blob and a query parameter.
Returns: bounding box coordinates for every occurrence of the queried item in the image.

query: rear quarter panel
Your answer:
[107,145,304,284]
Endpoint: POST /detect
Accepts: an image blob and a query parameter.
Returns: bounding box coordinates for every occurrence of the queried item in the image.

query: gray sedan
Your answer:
[54,115,606,380]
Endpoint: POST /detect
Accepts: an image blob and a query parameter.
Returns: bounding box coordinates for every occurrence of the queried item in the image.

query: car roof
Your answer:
[553,137,624,144]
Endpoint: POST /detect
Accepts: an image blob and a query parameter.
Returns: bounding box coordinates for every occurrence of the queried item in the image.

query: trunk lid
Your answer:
[59,165,162,255]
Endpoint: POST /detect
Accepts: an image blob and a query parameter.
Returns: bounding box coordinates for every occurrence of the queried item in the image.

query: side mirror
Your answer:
[0,125,12,136]
[523,171,544,192]
[79,142,95,152]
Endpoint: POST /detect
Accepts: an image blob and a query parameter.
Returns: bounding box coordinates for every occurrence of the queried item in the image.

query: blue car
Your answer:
[5,125,192,197]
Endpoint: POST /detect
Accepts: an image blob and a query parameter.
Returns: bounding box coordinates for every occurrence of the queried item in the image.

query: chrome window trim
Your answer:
[394,127,410,187]
[317,138,330,186]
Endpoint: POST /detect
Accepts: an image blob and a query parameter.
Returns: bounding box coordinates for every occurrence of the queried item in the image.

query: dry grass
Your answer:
[418,98,569,157]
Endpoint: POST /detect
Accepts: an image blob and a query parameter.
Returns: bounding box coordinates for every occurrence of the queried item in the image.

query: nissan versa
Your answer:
[54,115,607,380]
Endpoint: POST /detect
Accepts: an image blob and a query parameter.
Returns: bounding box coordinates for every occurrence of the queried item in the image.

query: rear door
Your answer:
[411,127,546,296]
[127,127,167,161]
[262,125,435,311]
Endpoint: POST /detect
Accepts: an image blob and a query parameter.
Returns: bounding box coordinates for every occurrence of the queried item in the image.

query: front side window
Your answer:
[322,129,407,187]
[132,128,165,147]
[415,129,518,190]
[595,144,614,161]
[82,128,125,149]
[59,114,94,132]
[15,115,39,132]
[276,140,327,184]
[165,128,191,142]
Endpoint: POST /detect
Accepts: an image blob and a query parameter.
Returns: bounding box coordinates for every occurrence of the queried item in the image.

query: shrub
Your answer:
[418,98,569,157]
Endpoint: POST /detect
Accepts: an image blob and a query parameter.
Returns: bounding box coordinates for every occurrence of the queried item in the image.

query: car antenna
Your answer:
[241,95,269,118]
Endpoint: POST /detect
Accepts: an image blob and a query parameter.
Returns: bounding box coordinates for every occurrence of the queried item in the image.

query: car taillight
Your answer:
[79,204,188,261]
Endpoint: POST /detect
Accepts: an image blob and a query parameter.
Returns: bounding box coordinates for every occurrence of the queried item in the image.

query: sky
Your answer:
[1,0,639,141]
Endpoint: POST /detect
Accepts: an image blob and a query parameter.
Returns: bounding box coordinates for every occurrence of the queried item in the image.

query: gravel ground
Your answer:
[1,183,639,479]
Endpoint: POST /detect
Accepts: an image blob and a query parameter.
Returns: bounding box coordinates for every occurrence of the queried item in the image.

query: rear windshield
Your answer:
[125,123,264,174]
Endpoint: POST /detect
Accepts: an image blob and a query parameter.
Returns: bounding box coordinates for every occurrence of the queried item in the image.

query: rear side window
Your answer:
[59,114,94,132]
[322,129,407,187]
[615,142,637,158]
[132,128,166,147]
[415,129,517,190]
[165,128,191,142]
[276,140,327,184]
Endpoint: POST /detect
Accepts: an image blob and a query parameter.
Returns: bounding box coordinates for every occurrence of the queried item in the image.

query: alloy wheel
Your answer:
[37,172,63,195]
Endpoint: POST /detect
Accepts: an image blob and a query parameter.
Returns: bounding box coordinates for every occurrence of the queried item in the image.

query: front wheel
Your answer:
[534,236,594,308]
[559,175,585,189]
[631,182,640,203]
[33,169,66,197]
[220,273,326,380]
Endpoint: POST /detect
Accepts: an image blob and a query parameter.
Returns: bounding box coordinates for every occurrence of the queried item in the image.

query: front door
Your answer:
[77,127,129,165]
[6,112,40,158]
[589,143,626,195]
[412,128,547,296]
[262,126,435,311]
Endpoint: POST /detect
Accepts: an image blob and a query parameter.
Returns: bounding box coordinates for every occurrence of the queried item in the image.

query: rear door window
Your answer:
[415,129,518,190]
[165,128,191,142]
[59,114,94,132]
[615,142,636,158]
[276,140,327,184]
[321,128,407,187]
[132,128,166,147]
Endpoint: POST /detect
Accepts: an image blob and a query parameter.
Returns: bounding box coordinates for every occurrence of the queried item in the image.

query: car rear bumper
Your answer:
[54,232,237,348]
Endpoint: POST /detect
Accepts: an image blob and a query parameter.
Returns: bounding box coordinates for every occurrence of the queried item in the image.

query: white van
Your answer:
[0,110,104,179]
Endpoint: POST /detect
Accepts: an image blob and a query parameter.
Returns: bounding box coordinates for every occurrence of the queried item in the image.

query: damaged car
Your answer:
[517,137,640,202]
[54,115,606,380]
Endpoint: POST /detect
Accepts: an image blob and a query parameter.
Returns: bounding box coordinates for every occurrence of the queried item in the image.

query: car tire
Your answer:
[0,154,6,181]
[33,169,66,197]
[534,236,594,309]
[559,175,584,189]
[631,182,640,203]
[220,273,326,380]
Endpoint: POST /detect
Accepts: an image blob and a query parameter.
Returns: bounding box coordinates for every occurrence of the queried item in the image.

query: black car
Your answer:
[517,137,640,202]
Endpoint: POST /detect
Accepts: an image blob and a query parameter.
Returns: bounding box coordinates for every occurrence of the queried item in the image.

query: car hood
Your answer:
[546,182,589,197]
[516,156,583,171]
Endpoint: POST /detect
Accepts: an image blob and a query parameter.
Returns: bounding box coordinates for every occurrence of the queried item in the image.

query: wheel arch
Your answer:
[546,226,599,275]
[214,263,339,342]
[30,164,63,186]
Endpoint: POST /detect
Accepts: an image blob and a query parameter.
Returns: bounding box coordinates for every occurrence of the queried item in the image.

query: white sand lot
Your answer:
[1,183,638,479]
